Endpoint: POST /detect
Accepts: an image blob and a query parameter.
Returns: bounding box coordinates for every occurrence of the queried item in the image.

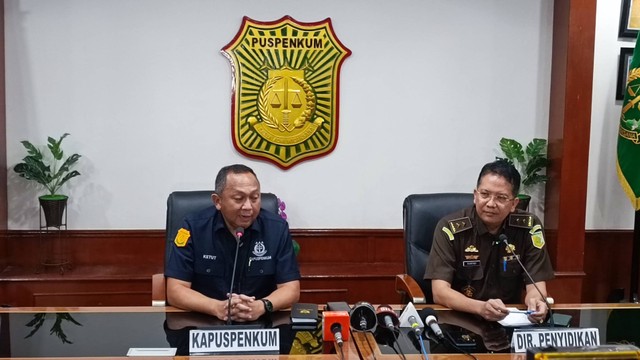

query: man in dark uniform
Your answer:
[165,164,300,322]
[425,160,554,322]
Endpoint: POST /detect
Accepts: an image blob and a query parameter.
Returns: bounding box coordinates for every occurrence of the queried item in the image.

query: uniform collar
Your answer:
[470,206,505,237]
[212,208,263,235]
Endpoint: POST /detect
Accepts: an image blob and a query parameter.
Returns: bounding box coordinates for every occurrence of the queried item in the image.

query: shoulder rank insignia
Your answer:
[448,217,472,234]
[509,214,534,229]
[174,228,191,247]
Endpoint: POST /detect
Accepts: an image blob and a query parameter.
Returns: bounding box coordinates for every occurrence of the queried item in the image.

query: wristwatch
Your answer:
[260,298,274,313]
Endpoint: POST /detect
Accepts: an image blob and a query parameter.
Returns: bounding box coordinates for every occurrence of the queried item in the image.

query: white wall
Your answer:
[5,0,556,229]
[587,0,637,229]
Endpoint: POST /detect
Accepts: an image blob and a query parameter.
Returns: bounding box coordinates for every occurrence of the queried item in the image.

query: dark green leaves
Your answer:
[498,137,550,193]
[13,133,81,196]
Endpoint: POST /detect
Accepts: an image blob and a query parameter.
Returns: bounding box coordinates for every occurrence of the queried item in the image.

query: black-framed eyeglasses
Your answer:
[474,189,514,205]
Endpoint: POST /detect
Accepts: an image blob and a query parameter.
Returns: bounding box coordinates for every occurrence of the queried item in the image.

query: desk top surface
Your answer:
[0,303,638,359]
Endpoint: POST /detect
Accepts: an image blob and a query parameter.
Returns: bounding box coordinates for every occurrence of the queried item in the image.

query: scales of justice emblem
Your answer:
[222,16,351,169]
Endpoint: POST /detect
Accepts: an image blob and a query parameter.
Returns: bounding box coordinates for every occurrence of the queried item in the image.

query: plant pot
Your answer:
[39,195,68,227]
[516,194,530,211]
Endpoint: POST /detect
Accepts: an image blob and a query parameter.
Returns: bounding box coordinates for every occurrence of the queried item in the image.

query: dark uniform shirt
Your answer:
[424,206,554,303]
[165,206,301,301]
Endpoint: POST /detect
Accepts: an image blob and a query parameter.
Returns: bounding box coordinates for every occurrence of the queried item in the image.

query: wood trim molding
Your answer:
[545,0,597,303]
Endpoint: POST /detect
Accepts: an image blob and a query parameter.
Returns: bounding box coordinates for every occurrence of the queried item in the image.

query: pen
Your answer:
[509,310,536,315]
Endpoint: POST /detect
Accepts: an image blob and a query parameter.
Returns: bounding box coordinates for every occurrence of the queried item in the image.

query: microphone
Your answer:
[331,323,344,347]
[322,310,350,345]
[350,301,377,332]
[499,234,555,326]
[420,307,444,340]
[227,227,244,325]
[408,315,423,337]
[375,304,399,330]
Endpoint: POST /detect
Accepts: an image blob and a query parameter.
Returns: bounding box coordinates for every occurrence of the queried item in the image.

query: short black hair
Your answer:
[476,159,521,196]
[214,164,258,195]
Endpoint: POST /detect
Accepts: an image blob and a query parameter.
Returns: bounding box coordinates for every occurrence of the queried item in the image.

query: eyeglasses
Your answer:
[474,189,514,205]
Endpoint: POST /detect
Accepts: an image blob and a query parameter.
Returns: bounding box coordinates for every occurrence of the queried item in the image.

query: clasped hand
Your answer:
[221,293,261,322]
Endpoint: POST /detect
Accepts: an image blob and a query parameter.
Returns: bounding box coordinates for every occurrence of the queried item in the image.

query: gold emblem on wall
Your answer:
[222,16,351,169]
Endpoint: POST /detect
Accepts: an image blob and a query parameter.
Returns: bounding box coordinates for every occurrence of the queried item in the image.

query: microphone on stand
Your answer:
[499,234,555,326]
[407,315,423,337]
[350,301,377,332]
[227,227,244,325]
[375,304,400,330]
[419,307,444,340]
[376,305,406,359]
[322,311,350,345]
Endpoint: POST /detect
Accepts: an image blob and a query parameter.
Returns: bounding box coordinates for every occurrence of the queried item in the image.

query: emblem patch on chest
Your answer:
[462,285,475,298]
[253,241,268,257]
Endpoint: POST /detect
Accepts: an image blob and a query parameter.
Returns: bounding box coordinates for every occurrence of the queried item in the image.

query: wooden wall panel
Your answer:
[0,228,633,306]
[0,229,406,306]
[544,0,597,303]
[583,230,634,303]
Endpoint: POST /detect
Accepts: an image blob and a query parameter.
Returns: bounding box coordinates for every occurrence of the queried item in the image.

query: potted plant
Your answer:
[497,137,550,210]
[14,133,81,227]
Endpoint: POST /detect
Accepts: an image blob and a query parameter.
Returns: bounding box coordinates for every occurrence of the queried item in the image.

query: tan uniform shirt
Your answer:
[425,206,554,303]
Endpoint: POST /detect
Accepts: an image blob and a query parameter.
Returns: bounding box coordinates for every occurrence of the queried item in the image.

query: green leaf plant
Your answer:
[14,133,81,199]
[497,137,550,197]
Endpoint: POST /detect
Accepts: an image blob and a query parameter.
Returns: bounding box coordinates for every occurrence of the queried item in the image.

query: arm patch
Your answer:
[174,228,190,247]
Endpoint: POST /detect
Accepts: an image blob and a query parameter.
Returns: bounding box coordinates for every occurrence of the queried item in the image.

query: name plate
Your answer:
[189,328,279,355]
[511,328,600,353]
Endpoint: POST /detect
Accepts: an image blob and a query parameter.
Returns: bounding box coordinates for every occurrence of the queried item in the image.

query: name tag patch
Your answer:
[463,260,481,267]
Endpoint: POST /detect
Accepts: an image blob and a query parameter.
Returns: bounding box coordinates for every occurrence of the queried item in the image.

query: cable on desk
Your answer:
[419,335,429,360]
[391,328,407,360]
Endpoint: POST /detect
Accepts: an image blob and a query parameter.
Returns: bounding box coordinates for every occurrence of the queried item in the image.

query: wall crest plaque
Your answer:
[222,16,351,169]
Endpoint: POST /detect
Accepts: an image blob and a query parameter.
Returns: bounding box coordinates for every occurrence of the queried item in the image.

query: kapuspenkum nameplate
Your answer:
[189,328,279,355]
[511,327,600,353]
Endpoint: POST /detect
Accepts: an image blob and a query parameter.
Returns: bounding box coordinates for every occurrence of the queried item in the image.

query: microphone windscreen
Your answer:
[498,233,508,242]
[350,301,377,332]
[375,304,399,327]
[418,307,437,320]
[235,227,245,238]
[322,311,350,342]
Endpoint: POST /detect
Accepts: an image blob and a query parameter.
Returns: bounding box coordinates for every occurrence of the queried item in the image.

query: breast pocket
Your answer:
[194,260,224,277]
[246,257,276,277]
[500,257,522,278]
[243,257,277,298]
[192,260,227,299]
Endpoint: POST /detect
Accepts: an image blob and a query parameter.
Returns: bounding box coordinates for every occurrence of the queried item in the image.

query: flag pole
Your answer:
[630,210,640,303]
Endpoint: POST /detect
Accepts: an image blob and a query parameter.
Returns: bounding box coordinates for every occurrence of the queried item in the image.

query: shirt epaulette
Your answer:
[448,217,472,234]
[508,213,534,229]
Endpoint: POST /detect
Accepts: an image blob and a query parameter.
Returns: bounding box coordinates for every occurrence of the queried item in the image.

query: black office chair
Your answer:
[152,191,279,306]
[395,193,474,304]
